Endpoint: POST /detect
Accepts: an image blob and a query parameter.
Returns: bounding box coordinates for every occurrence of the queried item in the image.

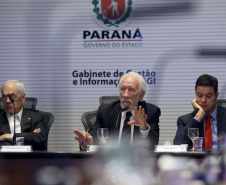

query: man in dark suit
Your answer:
[174,74,226,150]
[74,72,161,149]
[0,80,48,150]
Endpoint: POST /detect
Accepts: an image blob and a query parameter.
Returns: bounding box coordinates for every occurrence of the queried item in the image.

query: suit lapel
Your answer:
[110,102,121,132]
[217,106,226,136]
[21,110,32,132]
[0,112,11,133]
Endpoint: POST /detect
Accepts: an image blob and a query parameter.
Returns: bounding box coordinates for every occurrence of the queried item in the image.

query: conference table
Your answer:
[0,150,95,185]
[0,149,224,185]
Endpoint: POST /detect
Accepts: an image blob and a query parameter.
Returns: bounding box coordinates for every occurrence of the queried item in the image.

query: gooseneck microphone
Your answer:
[115,106,129,129]
[8,94,16,145]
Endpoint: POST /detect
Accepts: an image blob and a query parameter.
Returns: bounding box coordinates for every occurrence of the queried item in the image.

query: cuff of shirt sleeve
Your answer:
[80,141,87,151]
[140,124,150,139]
[11,133,14,142]
[194,117,201,122]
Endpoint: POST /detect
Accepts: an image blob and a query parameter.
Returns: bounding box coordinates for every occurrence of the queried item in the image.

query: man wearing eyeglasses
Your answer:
[0,80,48,150]
[74,72,161,150]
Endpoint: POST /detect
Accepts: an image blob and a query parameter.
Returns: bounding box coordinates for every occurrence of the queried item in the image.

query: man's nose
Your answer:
[123,89,130,97]
[201,97,206,102]
[5,97,12,103]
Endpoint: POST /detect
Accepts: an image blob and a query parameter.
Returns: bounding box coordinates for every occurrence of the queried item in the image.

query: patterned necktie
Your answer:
[121,112,132,143]
[205,115,212,149]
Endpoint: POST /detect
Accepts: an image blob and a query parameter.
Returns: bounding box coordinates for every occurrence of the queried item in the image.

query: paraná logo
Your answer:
[91,0,135,30]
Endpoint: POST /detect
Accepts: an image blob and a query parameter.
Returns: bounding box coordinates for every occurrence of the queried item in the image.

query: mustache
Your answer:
[120,98,132,103]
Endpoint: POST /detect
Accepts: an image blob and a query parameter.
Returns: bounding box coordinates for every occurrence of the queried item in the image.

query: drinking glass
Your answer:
[16,137,24,146]
[193,137,203,150]
[97,128,108,144]
[188,128,199,150]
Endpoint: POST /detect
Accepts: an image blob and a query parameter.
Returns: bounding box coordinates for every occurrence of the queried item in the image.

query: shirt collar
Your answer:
[122,110,134,118]
[6,108,23,121]
[206,106,217,120]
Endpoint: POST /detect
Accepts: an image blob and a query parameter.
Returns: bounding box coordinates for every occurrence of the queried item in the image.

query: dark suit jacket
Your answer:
[89,100,161,149]
[173,106,226,148]
[0,109,48,150]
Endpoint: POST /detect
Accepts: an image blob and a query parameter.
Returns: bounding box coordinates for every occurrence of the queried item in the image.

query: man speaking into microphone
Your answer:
[0,80,48,150]
[74,72,161,150]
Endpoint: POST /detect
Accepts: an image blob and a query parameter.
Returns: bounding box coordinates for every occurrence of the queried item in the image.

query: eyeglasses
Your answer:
[2,93,22,102]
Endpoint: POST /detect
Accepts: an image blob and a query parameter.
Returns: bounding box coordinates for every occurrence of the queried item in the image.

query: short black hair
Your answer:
[195,74,218,94]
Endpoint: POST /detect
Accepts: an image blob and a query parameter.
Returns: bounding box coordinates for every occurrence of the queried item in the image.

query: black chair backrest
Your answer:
[217,99,226,107]
[81,110,97,132]
[0,97,38,111]
[99,96,120,105]
[80,96,119,131]
[23,97,38,111]
[0,98,4,111]
[35,110,54,150]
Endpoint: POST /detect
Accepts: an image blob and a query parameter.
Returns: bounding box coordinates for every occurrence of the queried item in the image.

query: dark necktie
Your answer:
[205,115,212,149]
[121,112,132,143]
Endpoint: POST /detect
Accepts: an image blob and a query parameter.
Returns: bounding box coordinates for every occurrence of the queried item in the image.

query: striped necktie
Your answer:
[121,112,132,143]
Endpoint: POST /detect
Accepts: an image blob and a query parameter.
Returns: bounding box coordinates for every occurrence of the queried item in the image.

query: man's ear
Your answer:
[21,93,26,103]
[139,91,145,101]
[216,92,219,99]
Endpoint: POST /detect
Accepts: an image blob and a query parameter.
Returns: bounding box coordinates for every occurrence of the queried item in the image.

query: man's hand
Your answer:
[0,134,12,141]
[73,129,93,148]
[33,128,41,133]
[128,106,149,130]
[191,98,205,121]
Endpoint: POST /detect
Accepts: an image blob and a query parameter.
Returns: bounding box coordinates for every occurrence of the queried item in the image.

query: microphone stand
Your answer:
[13,102,16,145]
[8,95,16,145]
[115,107,129,130]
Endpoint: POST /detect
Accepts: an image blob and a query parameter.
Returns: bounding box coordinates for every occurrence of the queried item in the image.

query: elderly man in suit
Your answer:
[174,74,226,150]
[0,80,48,150]
[74,71,161,149]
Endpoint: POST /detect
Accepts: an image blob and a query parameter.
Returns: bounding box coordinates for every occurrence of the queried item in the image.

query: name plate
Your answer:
[1,145,32,152]
[87,145,100,152]
[87,145,117,152]
[155,145,188,152]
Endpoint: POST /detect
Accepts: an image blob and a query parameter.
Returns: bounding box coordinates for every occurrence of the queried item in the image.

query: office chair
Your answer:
[35,110,54,150]
[217,99,226,107]
[0,97,38,111]
[81,110,97,132]
[99,96,120,105]
[81,96,119,132]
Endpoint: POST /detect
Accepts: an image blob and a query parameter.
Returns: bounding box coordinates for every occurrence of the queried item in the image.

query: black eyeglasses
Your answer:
[2,93,22,102]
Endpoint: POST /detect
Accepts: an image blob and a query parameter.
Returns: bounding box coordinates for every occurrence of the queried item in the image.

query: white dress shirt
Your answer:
[6,108,23,141]
[117,110,150,146]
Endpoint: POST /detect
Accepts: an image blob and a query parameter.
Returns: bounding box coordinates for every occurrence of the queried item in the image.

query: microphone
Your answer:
[115,106,129,129]
[8,94,16,145]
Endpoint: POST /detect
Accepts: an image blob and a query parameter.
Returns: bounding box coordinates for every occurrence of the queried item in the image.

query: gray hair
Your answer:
[1,80,25,94]
[119,72,146,93]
